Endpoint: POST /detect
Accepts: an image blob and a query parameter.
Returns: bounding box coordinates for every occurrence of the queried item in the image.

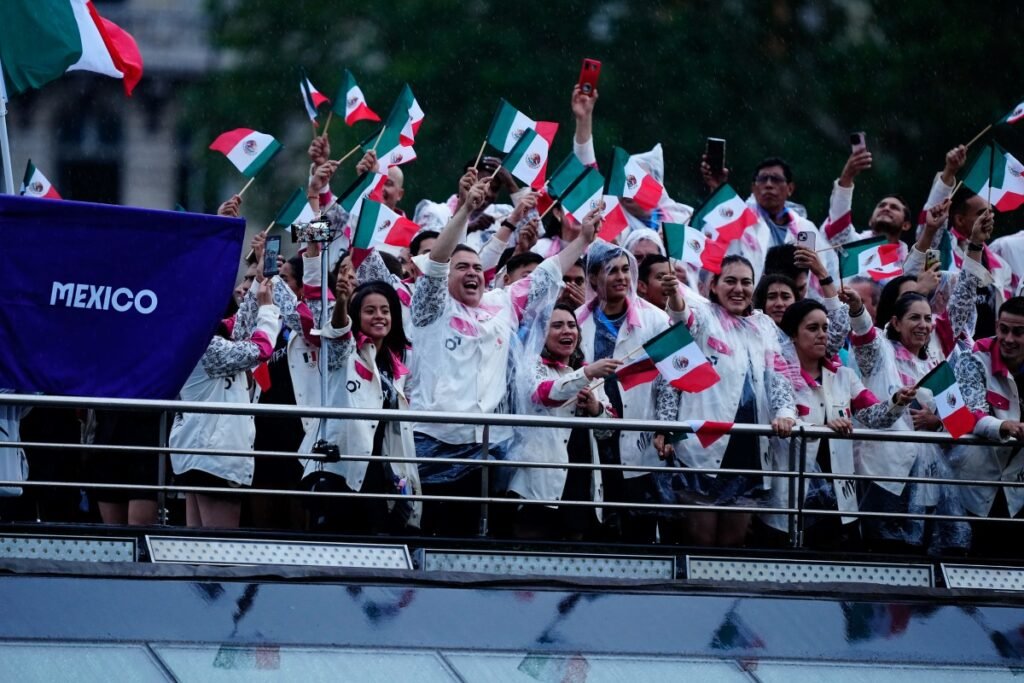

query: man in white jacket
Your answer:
[410,174,597,536]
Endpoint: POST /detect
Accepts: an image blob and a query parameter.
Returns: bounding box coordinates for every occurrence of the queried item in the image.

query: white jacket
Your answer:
[300,321,422,527]
[953,338,1024,517]
[666,302,796,488]
[170,304,280,486]
[507,359,606,518]
[848,309,942,496]
[763,361,904,531]
[577,297,678,480]
[409,256,563,445]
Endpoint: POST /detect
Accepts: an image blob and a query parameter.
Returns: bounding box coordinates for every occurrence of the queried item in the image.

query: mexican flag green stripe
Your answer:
[917,361,976,439]
[486,99,534,153]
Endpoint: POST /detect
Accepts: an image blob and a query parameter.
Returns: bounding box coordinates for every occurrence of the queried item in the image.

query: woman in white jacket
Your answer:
[762,298,915,548]
[170,283,280,529]
[508,303,620,540]
[655,255,796,547]
[300,274,422,533]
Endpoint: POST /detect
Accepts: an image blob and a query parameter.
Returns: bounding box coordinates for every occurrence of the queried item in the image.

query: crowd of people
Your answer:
[5,85,1024,557]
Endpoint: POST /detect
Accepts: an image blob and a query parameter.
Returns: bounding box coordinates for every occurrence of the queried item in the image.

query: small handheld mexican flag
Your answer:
[664,222,726,274]
[1000,99,1024,126]
[616,323,720,393]
[963,141,1024,212]
[502,127,551,190]
[559,167,605,223]
[487,99,537,153]
[837,235,902,281]
[209,128,282,178]
[544,152,589,200]
[334,69,380,126]
[20,160,61,199]
[384,84,424,146]
[917,361,976,439]
[690,184,759,244]
[598,196,630,242]
[686,420,734,447]
[273,187,316,227]
[299,67,330,124]
[352,200,420,252]
[607,146,665,211]
[337,171,388,215]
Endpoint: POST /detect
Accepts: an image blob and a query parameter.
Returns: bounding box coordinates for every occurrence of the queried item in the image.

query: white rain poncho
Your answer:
[652,280,797,509]
[506,284,609,521]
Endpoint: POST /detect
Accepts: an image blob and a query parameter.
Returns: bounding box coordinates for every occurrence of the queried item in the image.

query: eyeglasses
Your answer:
[755,174,788,185]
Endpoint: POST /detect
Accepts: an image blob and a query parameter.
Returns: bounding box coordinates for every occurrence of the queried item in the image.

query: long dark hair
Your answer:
[349,281,409,376]
[875,275,918,331]
[753,273,797,312]
[541,303,585,369]
[709,254,755,314]
[780,298,827,339]
[885,292,931,356]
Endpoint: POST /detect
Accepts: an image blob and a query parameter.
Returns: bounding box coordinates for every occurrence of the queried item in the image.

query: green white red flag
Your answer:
[487,99,536,153]
[598,196,629,242]
[607,146,665,211]
[0,0,143,96]
[917,361,976,439]
[208,128,282,178]
[352,200,420,250]
[20,160,61,199]
[545,152,588,199]
[361,125,416,169]
[664,222,726,274]
[837,235,902,281]
[686,420,734,447]
[560,168,605,223]
[389,84,424,146]
[333,69,380,126]
[963,142,1024,212]
[1000,99,1024,125]
[299,68,330,123]
[503,128,551,190]
[273,187,316,227]
[690,184,759,244]
[337,171,388,215]
[616,323,720,393]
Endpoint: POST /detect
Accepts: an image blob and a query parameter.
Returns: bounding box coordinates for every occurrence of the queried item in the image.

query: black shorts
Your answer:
[175,470,247,499]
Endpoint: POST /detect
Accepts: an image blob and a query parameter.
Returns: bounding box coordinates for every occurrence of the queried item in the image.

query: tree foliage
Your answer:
[185,0,1024,232]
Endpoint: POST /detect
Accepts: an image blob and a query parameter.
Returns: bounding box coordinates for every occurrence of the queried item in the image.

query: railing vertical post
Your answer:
[795,427,808,548]
[787,434,798,548]
[157,411,169,525]
[478,425,490,537]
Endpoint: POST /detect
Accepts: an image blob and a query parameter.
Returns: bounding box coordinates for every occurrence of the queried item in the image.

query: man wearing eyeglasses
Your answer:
[703,156,835,290]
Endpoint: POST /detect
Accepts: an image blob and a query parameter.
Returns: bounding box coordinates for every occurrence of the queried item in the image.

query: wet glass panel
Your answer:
[755,661,1017,682]
[0,642,166,682]
[444,652,750,682]
[151,645,457,682]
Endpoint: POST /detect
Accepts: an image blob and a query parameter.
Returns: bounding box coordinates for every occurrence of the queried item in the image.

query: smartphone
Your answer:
[264,235,282,278]
[578,58,601,95]
[796,229,817,251]
[850,131,867,154]
[925,248,940,271]
[705,137,726,175]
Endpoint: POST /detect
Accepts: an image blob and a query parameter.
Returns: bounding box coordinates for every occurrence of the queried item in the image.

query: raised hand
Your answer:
[309,161,339,195]
[583,357,622,380]
[942,144,967,185]
[839,149,873,187]
[794,246,828,279]
[308,135,330,167]
[700,155,729,192]
[355,150,379,176]
[217,194,241,218]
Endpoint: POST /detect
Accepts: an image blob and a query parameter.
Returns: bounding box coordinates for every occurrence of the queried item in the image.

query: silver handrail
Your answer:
[0,392,1018,545]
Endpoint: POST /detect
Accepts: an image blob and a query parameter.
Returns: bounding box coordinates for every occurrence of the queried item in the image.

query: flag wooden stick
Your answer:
[311,120,318,138]
[559,345,646,408]
[322,111,333,137]
[965,123,992,149]
[539,197,560,220]
[472,138,488,169]
[332,143,362,165]
[237,176,257,198]
[243,220,277,262]
[370,126,386,153]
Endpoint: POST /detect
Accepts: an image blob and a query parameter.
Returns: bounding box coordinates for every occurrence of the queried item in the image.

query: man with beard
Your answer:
[821,148,914,270]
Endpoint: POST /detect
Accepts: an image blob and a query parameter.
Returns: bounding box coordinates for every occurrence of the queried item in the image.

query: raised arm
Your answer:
[202,284,280,379]
[823,150,872,245]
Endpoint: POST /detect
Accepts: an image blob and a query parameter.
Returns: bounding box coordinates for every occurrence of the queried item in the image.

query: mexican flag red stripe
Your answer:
[607,147,665,211]
[353,200,420,250]
[690,184,759,244]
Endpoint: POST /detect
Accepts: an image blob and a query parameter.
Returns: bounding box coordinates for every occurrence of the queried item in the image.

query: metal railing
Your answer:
[0,393,1018,547]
